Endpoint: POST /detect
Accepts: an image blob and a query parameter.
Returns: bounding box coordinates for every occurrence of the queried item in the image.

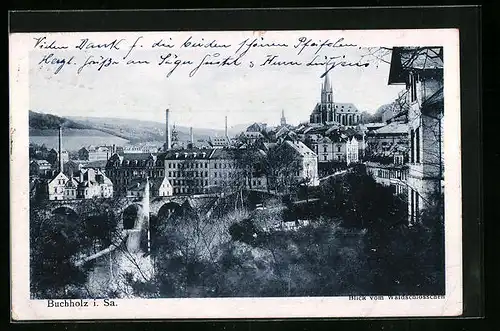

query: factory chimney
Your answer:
[190,127,194,145]
[225,116,228,138]
[58,126,63,173]
[165,109,171,151]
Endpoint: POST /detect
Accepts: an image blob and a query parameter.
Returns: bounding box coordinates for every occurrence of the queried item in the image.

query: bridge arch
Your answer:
[157,202,181,220]
[122,203,144,230]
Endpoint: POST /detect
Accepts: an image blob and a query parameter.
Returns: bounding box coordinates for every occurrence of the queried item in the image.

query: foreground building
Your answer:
[388,46,444,225]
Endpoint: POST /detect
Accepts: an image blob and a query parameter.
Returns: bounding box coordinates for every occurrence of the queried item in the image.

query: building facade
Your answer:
[280,141,320,186]
[346,137,360,165]
[30,159,52,177]
[388,46,444,225]
[47,169,113,201]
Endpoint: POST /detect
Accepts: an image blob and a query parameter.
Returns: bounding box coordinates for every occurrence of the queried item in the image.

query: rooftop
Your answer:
[370,122,408,135]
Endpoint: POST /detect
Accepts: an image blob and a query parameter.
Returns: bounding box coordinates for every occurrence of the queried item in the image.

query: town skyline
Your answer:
[29,31,405,129]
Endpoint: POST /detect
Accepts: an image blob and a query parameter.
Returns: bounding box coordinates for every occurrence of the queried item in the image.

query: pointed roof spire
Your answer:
[323,63,331,91]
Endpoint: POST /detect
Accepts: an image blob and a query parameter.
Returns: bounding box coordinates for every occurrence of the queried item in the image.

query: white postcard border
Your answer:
[10,28,462,320]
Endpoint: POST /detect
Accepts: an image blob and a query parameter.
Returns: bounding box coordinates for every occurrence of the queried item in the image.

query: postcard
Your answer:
[10,28,462,320]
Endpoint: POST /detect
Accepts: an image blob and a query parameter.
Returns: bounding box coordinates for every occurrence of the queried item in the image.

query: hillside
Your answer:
[29,111,243,143]
[29,111,92,131]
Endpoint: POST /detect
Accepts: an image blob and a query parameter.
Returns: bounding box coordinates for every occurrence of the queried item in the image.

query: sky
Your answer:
[28,30,405,129]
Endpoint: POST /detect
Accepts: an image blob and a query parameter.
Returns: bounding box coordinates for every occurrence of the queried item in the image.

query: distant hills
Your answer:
[29,111,248,143]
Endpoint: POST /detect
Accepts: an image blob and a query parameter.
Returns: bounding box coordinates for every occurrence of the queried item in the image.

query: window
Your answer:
[410,129,415,163]
[415,127,420,163]
[323,146,327,153]
[205,171,208,177]
[214,163,217,169]
[168,171,172,177]
[415,193,420,222]
[410,72,417,103]
[337,145,341,152]
[323,155,327,161]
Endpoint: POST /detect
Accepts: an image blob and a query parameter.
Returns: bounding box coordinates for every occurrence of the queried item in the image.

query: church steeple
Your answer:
[280,109,287,126]
[323,64,331,92]
[321,64,333,104]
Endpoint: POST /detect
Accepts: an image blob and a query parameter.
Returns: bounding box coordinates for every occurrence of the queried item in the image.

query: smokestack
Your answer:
[190,127,194,145]
[165,109,171,150]
[58,126,63,173]
[225,116,228,138]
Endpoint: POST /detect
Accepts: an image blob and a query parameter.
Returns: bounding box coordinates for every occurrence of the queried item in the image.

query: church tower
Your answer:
[320,65,335,123]
[280,109,287,126]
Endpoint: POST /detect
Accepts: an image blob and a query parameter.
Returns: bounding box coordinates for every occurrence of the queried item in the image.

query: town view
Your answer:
[29,46,445,299]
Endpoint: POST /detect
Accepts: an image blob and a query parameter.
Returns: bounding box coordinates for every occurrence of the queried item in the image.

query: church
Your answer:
[309,69,362,127]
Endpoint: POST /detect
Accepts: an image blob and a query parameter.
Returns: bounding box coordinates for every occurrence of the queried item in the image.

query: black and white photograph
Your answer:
[10,28,462,319]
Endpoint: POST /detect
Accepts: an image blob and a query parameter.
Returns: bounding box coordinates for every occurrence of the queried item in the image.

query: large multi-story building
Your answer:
[314,136,347,163]
[164,148,212,195]
[78,145,112,161]
[309,68,361,126]
[388,46,444,225]
[278,140,320,186]
[365,121,409,161]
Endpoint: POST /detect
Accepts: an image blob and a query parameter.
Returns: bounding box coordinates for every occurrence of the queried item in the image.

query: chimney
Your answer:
[190,127,194,145]
[165,109,171,150]
[225,116,228,138]
[58,126,63,173]
[112,144,116,154]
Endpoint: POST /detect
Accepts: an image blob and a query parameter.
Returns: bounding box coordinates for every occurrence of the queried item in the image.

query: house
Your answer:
[63,160,89,176]
[47,172,72,201]
[388,46,444,225]
[30,159,52,176]
[76,168,114,199]
[47,148,69,165]
[346,137,360,165]
[280,140,320,186]
[315,136,347,163]
[365,122,409,160]
[151,177,173,197]
[78,146,112,161]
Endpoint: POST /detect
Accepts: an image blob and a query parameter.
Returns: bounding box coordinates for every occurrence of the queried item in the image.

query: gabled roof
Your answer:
[388,47,444,84]
[164,148,213,160]
[334,103,358,112]
[32,159,51,167]
[371,122,409,135]
[283,140,317,157]
[122,153,156,161]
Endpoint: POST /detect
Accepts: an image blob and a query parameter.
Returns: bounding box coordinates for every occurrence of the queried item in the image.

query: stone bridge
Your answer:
[47,194,221,224]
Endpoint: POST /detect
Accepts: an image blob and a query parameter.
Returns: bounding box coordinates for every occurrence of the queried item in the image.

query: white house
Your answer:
[346,137,360,165]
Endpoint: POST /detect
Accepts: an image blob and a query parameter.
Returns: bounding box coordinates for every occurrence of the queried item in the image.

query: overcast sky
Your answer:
[28,30,405,129]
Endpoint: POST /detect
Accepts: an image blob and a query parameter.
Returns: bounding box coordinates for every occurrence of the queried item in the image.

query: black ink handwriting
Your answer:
[294,37,357,55]
[77,55,119,74]
[75,38,124,51]
[38,53,75,74]
[234,38,289,57]
[33,37,69,50]
[180,36,231,49]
